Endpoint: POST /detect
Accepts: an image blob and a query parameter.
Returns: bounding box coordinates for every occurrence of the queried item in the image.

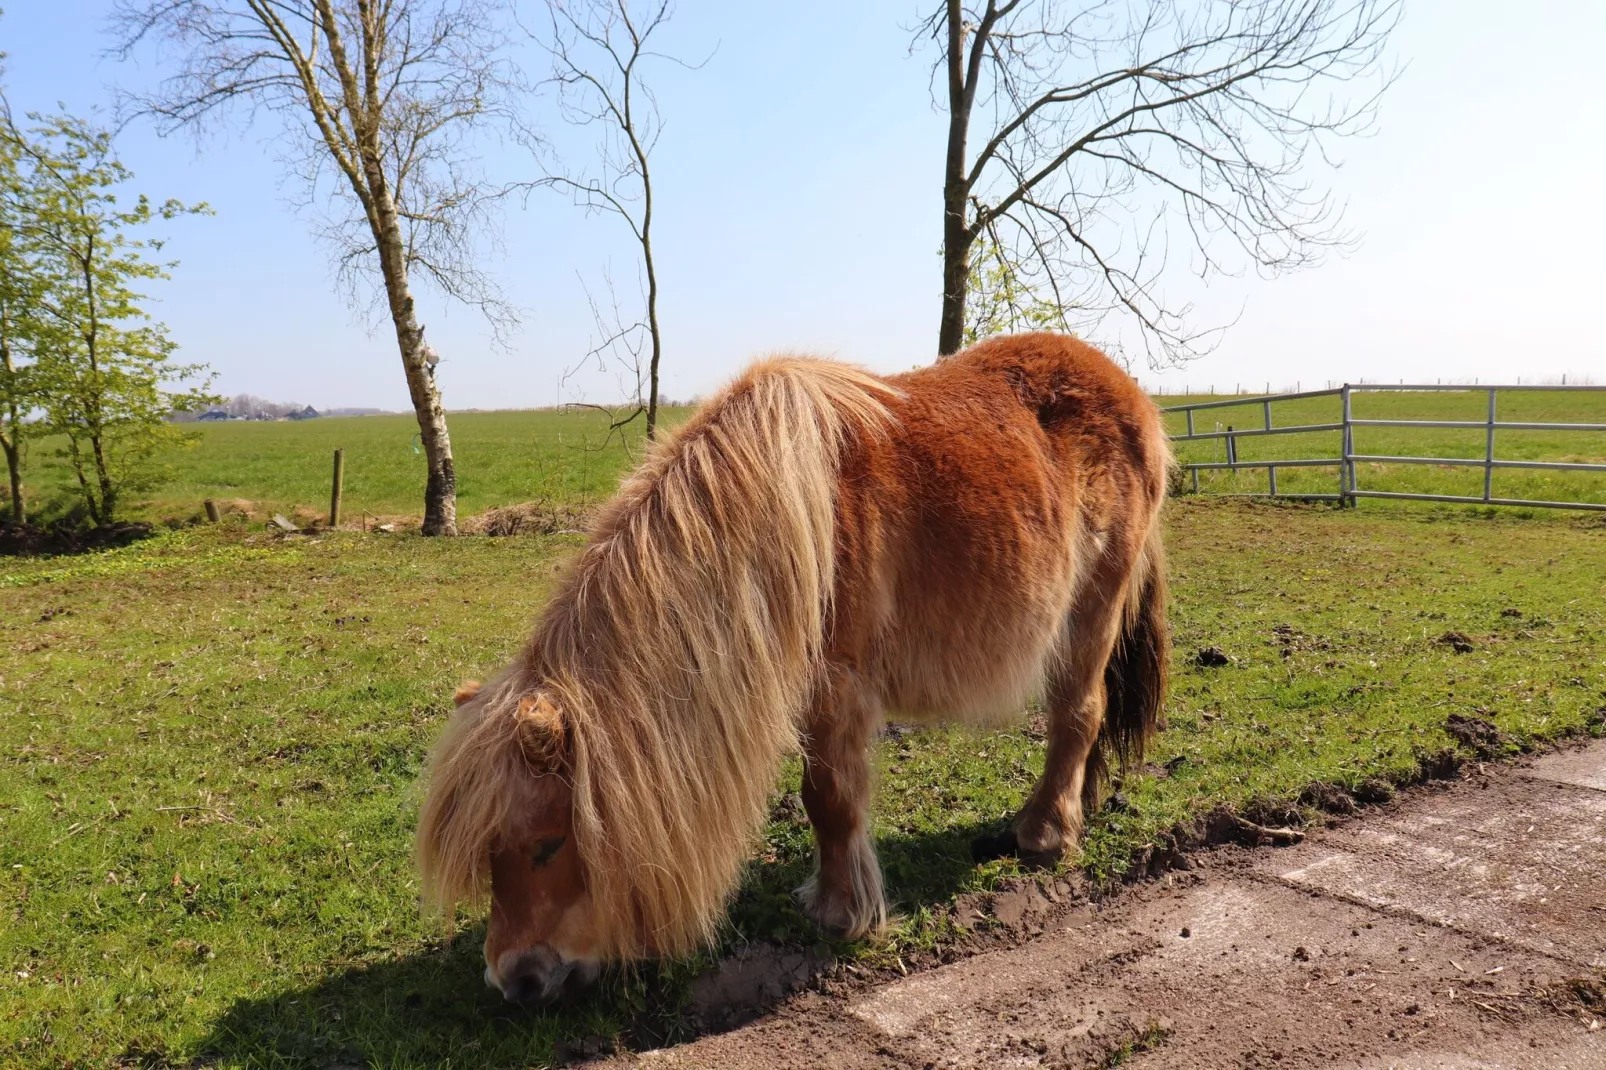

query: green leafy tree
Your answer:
[11,114,216,525]
[962,225,1071,348]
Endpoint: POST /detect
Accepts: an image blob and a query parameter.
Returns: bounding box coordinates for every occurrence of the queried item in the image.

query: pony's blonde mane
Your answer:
[418,357,896,958]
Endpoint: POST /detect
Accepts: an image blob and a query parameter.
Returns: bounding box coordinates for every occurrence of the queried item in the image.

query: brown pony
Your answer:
[417,332,1170,1006]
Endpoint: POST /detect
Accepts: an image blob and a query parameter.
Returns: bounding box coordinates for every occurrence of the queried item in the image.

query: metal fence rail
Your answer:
[1163,384,1606,512]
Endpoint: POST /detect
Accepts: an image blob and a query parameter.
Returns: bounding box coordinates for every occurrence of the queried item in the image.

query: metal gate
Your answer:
[1163,384,1606,511]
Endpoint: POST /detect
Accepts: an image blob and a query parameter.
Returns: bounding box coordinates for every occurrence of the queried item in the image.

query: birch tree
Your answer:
[921,0,1399,363]
[112,0,523,534]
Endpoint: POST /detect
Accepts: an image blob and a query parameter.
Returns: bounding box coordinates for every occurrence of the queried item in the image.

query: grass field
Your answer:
[14,386,1605,528]
[3,500,1604,1067]
[22,407,691,526]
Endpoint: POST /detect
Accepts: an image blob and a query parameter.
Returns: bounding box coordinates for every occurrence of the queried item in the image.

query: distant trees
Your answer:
[0,105,215,526]
[114,0,525,535]
[920,0,1399,363]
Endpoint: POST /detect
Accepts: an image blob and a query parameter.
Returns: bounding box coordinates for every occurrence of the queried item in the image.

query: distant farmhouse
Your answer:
[175,396,389,423]
[175,395,330,422]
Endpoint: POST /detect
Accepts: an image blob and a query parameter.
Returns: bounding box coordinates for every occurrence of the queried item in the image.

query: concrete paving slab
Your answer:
[856,879,1584,1069]
[1524,742,1606,793]
[1261,762,1606,968]
[1343,1030,1606,1070]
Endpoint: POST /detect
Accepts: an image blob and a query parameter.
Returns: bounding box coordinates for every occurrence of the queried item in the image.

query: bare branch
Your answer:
[522,0,690,440]
[921,0,1401,364]
[110,0,526,336]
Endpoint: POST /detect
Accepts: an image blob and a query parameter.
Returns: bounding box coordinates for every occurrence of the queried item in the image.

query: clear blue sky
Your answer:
[3,0,1602,409]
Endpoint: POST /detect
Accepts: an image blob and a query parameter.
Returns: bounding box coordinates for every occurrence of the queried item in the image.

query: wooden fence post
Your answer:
[330,449,345,529]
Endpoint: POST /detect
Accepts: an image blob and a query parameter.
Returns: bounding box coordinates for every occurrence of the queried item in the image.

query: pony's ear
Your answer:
[514,693,568,769]
[453,680,482,707]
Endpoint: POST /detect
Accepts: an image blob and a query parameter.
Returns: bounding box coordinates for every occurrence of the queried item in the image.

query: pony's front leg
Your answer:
[796,665,885,940]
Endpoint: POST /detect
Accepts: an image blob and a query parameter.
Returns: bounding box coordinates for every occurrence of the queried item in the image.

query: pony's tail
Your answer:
[1098,521,1169,779]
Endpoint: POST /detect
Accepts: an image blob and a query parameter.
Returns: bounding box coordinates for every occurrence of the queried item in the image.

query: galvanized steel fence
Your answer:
[1163,384,1606,512]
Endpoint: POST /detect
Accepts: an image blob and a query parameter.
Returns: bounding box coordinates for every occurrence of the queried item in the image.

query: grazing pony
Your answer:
[417,332,1170,1006]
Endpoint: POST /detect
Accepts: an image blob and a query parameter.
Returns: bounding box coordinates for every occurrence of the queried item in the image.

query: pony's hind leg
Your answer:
[976,574,1128,866]
[796,663,886,940]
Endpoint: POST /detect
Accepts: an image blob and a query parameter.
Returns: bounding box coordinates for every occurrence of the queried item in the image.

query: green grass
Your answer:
[1161,387,1606,505]
[17,388,1602,529]
[3,500,1604,1067]
[22,407,692,525]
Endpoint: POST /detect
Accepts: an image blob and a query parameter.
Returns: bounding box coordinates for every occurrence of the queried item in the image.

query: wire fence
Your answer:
[1163,384,1606,512]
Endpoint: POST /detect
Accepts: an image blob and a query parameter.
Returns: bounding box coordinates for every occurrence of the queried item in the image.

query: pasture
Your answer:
[15,388,1606,529]
[3,498,1604,1066]
[22,407,690,527]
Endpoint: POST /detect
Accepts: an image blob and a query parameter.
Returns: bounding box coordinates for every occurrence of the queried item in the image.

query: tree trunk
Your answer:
[1,436,21,526]
[308,0,457,535]
[79,244,117,522]
[643,194,661,441]
[0,323,23,525]
[90,428,116,522]
[938,0,978,358]
[938,220,974,358]
[67,434,101,526]
[366,173,457,535]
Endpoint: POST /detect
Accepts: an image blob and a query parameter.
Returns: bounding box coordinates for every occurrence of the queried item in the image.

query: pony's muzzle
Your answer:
[490,946,598,1008]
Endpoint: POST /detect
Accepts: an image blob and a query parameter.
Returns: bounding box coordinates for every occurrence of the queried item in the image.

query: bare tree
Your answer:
[111,0,524,534]
[920,0,1399,363]
[534,0,682,440]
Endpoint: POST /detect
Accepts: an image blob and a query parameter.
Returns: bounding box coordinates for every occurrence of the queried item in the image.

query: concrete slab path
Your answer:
[611,739,1606,1069]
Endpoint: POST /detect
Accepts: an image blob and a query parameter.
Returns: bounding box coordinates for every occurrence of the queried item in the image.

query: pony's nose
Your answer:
[497,945,573,1008]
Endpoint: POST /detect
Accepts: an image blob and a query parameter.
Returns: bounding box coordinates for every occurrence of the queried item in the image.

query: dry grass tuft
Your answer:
[464,500,592,537]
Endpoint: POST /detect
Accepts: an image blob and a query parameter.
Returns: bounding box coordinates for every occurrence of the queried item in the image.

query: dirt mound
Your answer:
[0,520,154,557]
[1272,622,1332,658]
[1446,711,1509,758]
[1298,781,1358,815]
[212,498,262,520]
[465,500,591,537]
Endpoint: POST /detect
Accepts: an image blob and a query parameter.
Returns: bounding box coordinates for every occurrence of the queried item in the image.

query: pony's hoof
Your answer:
[970,827,1063,870]
[812,916,860,941]
[1015,846,1063,871]
[806,905,878,942]
[970,827,1019,862]
[798,890,882,941]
